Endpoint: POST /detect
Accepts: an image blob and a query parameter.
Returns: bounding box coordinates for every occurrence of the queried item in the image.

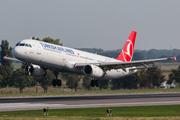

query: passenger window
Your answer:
[29,44,32,47]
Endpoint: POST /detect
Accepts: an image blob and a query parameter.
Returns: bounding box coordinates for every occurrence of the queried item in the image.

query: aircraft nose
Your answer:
[12,46,24,58]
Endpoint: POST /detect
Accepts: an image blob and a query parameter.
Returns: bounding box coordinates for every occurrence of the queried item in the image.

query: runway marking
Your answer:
[1,101,180,111]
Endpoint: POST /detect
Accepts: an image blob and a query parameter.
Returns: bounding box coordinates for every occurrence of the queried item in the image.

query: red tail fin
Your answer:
[116,31,137,62]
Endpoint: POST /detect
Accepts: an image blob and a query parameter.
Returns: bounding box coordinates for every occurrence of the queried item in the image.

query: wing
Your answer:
[75,56,176,72]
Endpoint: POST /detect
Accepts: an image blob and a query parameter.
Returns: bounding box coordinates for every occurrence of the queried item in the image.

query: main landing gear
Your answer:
[52,71,62,87]
[91,79,100,87]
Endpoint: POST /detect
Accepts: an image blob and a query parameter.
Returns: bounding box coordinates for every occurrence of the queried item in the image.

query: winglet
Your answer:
[116,31,137,62]
[4,55,8,61]
[174,56,177,61]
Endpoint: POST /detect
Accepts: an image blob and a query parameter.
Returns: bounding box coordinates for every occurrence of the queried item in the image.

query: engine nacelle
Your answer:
[83,64,104,78]
[26,64,46,77]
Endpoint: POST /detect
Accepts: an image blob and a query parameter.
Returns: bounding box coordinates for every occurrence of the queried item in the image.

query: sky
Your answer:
[0,0,180,50]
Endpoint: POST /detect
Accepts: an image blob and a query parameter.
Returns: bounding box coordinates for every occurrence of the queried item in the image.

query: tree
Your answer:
[31,37,40,40]
[66,74,80,91]
[132,52,144,61]
[167,74,174,84]
[0,65,12,87]
[9,68,33,93]
[129,72,139,86]
[82,76,92,90]
[147,67,165,88]
[168,65,180,86]
[112,72,139,90]
[0,75,4,87]
[42,37,63,46]
[99,80,110,90]
[121,73,138,89]
[138,69,148,88]
[176,55,180,62]
[1,40,13,69]
[147,49,157,59]
[36,70,54,93]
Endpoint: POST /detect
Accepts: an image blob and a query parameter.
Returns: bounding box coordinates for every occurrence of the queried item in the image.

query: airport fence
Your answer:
[0,85,102,94]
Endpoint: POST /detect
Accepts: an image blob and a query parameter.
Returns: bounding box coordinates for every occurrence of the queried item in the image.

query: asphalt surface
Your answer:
[0,92,180,111]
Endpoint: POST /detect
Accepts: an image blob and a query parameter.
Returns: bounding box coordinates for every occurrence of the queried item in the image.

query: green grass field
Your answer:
[1,116,180,120]
[0,105,180,120]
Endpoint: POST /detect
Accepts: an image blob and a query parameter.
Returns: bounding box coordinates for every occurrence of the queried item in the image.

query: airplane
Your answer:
[4,31,177,87]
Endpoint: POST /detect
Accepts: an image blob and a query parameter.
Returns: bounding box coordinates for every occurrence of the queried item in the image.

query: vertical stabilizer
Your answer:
[116,31,137,62]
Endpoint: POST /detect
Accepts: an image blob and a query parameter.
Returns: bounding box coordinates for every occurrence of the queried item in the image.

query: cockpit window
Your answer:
[25,44,29,47]
[16,43,32,48]
[19,43,25,46]
[15,42,20,46]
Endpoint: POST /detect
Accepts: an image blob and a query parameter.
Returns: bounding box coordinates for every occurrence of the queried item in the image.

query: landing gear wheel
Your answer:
[91,80,95,87]
[52,79,56,86]
[52,71,60,87]
[95,80,100,87]
[56,79,62,86]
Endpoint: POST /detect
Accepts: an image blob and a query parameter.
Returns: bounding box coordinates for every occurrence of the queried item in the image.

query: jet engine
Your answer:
[25,64,46,77]
[83,64,104,78]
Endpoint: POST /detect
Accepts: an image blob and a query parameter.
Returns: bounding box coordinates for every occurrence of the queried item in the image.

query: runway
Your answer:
[0,92,180,111]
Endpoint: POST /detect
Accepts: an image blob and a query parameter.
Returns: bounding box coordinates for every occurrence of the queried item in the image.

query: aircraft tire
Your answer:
[57,79,62,86]
[95,80,100,87]
[52,79,56,86]
[91,80,95,87]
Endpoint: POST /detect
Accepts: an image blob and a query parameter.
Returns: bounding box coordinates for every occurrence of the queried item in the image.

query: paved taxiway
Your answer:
[0,92,180,111]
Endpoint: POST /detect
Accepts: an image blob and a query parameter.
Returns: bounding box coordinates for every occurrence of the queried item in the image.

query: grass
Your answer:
[0,87,180,97]
[0,105,180,119]
[161,70,171,73]
[1,116,180,120]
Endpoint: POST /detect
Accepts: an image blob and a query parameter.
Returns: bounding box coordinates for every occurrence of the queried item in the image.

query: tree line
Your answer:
[78,48,180,62]
[112,67,165,89]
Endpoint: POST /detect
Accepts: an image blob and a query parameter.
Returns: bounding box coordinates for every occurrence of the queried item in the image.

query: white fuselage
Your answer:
[12,39,136,80]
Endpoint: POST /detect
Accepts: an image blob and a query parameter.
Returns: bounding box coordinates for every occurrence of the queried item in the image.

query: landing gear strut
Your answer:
[91,79,100,87]
[52,71,62,87]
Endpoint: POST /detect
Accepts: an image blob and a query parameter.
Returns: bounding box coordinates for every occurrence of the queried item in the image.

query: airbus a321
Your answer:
[4,31,176,87]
